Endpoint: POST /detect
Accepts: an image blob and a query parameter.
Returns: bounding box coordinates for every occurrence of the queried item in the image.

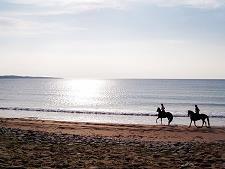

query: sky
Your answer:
[0,0,225,79]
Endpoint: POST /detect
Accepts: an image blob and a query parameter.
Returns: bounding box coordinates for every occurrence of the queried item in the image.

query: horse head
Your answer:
[188,110,194,117]
[156,107,161,113]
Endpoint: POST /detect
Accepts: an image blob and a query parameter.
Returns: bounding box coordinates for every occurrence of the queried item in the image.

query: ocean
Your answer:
[0,79,225,126]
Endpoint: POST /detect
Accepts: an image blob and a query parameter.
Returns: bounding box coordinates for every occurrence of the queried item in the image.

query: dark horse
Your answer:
[188,110,210,128]
[156,107,173,125]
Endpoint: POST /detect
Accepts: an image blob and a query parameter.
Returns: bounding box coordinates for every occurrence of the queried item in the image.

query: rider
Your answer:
[161,104,166,114]
[195,105,200,115]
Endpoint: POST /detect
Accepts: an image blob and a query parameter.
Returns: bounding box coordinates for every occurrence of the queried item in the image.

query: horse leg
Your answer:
[207,117,211,128]
[194,121,197,127]
[201,120,204,128]
[204,120,207,127]
[161,118,162,125]
[167,118,170,125]
[202,120,206,127]
[156,117,159,123]
[189,120,192,127]
[194,121,200,128]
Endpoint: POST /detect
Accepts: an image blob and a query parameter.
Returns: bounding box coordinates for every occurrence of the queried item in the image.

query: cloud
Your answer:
[1,0,224,17]
[0,16,86,37]
[0,17,31,32]
[146,0,225,9]
[0,0,224,37]
[5,0,126,11]
[5,0,225,9]
[1,0,127,17]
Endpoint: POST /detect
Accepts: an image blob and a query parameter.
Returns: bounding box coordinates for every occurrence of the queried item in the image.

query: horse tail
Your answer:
[206,116,210,127]
[168,113,173,125]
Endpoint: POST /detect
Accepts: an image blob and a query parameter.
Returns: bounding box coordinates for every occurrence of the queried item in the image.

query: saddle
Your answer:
[194,113,201,120]
[160,110,167,116]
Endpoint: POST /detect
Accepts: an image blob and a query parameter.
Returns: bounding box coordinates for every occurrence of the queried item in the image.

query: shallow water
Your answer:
[0,79,224,125]
[0,110,224,127]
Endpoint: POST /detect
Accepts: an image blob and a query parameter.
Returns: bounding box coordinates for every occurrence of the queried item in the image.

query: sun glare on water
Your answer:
[62,79,107,106]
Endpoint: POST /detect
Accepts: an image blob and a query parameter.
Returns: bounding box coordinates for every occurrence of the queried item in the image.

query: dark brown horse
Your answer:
[156,107,173,125]
[188,110,210,128]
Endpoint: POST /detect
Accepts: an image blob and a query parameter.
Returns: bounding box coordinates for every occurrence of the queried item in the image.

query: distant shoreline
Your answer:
[0,75,61,79]
[0,76,224,80]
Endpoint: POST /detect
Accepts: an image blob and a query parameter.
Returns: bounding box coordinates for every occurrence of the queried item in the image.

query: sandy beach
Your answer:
[1,118,225,168]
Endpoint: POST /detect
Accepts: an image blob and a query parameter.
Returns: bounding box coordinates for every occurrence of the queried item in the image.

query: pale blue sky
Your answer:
[0,0,225,79]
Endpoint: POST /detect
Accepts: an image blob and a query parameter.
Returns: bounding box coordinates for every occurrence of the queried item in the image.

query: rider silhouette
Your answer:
[195,105,200,115]
[161,104,166,114]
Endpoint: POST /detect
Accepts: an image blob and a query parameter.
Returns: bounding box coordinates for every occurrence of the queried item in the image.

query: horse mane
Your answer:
[188,110,194,114]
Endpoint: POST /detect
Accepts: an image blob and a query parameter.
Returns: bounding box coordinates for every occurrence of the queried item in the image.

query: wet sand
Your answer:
[1,118,225,168]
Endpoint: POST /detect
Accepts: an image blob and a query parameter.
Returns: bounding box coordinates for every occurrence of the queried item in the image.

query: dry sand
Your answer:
[1,118,225,142]
[1,118,225,168]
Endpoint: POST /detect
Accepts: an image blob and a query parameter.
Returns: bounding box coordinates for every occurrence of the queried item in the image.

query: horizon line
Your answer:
[0,75,225,80]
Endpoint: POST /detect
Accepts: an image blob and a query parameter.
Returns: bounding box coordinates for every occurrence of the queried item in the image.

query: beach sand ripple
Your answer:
[1,118,225,168]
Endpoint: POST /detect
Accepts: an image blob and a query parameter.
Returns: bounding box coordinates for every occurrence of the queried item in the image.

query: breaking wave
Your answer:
[0,107,225,118]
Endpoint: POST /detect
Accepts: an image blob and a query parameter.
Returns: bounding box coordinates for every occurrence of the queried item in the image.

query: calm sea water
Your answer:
[0,79,225,125]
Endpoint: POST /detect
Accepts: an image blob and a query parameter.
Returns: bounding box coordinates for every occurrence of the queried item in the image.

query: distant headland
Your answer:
[0,75,61,79]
